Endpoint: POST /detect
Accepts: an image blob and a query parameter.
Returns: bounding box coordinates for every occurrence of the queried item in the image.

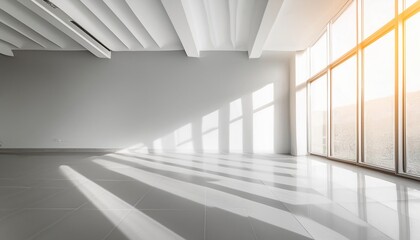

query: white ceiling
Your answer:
[0,0,348,58]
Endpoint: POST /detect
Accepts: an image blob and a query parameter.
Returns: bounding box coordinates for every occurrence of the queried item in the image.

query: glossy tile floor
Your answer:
[0,152,420,240]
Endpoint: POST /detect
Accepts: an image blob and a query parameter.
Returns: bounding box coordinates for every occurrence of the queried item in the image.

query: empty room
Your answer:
[1,0,420,239]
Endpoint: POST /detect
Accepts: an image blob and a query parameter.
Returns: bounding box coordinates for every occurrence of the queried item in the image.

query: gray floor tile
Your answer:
[249,217,313,240]
[205,207,256,240]
[81,180,150,210]
[0,209,70,240]
[29,188,88,209]
[106,209,204,240]
[0,187,61,210]
[0,153,419,240]
[136,189,204,210]
[32,209,129,240]
[0,187,27,198]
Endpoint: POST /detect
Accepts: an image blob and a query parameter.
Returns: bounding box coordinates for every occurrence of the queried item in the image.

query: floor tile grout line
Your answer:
[204,189,207,240]
[260,179,316,240]
[23,188,66,209]
[333,201,396,240]
[0,188,29,201]
[25,202,90,240]
[0,189,65,225]
[0,208,25,224]
[101,187,153,240]
[1,153,415,240]
[246,215,259,240]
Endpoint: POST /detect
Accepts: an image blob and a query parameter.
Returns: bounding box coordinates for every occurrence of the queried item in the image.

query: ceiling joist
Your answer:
[0,0,79,49]
[161,0,199,57]
[0,9,55,49]
[228,0,238,48]
[50,0,126,51]
[80,0,142,50]
[0,0,294,58]
[0,39,14,56]
[125,0,181,49]
[0,22,39,49]
[248,0,284,58]
[18,0,111,58]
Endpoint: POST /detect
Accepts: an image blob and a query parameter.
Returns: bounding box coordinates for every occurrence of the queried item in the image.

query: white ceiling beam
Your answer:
[50,0,126,51]
[203,0,232,49]
[161,0,199,57]
[103,0,153,49]
[0,0,80,49]
[248,0,284,58]
[0,9,55,49]
[125,0,181,49]
[236,0,255,50]
[18,0,110,58]
[229,0,238,48]
[0,23,34,48]
[202,0,217,48]
[80,0,142,50]
[0,40,14,56]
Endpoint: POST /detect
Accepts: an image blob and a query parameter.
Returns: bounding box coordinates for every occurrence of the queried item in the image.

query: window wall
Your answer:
[362,0,395,39]
[306,0,420,179]
[331,56,357,161]
[405,10,420,175]
[331,0,356,61]
[310,75,327,155]
[363,31,395,169]
[310,32,328,76]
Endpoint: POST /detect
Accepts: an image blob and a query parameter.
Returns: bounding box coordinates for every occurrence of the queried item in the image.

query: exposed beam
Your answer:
[80,0,142,50]
[202,0,217,48]
[236,0,255,50]
[18,0,110,58]
[0,9,55,49]
[50,0,126,51]
[203,0,231,49]
[0,0,79,49]
[229,0,238,48]
[161,0,199,57]
[0,40,14,56]
[0,22,33,48]
[103,0,153,49]
[248,0,284,58]
[125,0,181,48]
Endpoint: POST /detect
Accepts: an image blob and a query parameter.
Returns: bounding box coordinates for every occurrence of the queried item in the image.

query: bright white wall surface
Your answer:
[289,51,308,156]
[0,50,291,153]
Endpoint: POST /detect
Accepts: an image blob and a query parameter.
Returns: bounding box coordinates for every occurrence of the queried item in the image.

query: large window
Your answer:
[310,32,328,75]
[310,75,328,155]
[305,0,420,179]
[405,12,420,175]
[363,31,395,170]
[331,56,357,161]
[331,1,356,61]
[406,0,418,9]
[362,0,395,39]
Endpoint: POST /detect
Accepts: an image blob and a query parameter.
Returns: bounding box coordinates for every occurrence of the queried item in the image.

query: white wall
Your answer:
[0,50,291,153]
[289,51,308,156]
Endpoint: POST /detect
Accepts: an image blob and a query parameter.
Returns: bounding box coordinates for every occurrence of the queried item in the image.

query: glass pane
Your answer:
[363,0,395,39]
[310,32,328,76]
[310,75,328,155]
[331,55,357,161]
[405,12,420,175]
[406,0,418,9]
[363,31,395,169]
[331,1,357,61]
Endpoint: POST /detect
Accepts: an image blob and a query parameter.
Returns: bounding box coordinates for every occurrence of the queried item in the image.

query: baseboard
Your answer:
[0,148,121,154]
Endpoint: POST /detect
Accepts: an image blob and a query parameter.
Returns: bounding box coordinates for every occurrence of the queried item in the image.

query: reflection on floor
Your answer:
[0,153,420,240]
